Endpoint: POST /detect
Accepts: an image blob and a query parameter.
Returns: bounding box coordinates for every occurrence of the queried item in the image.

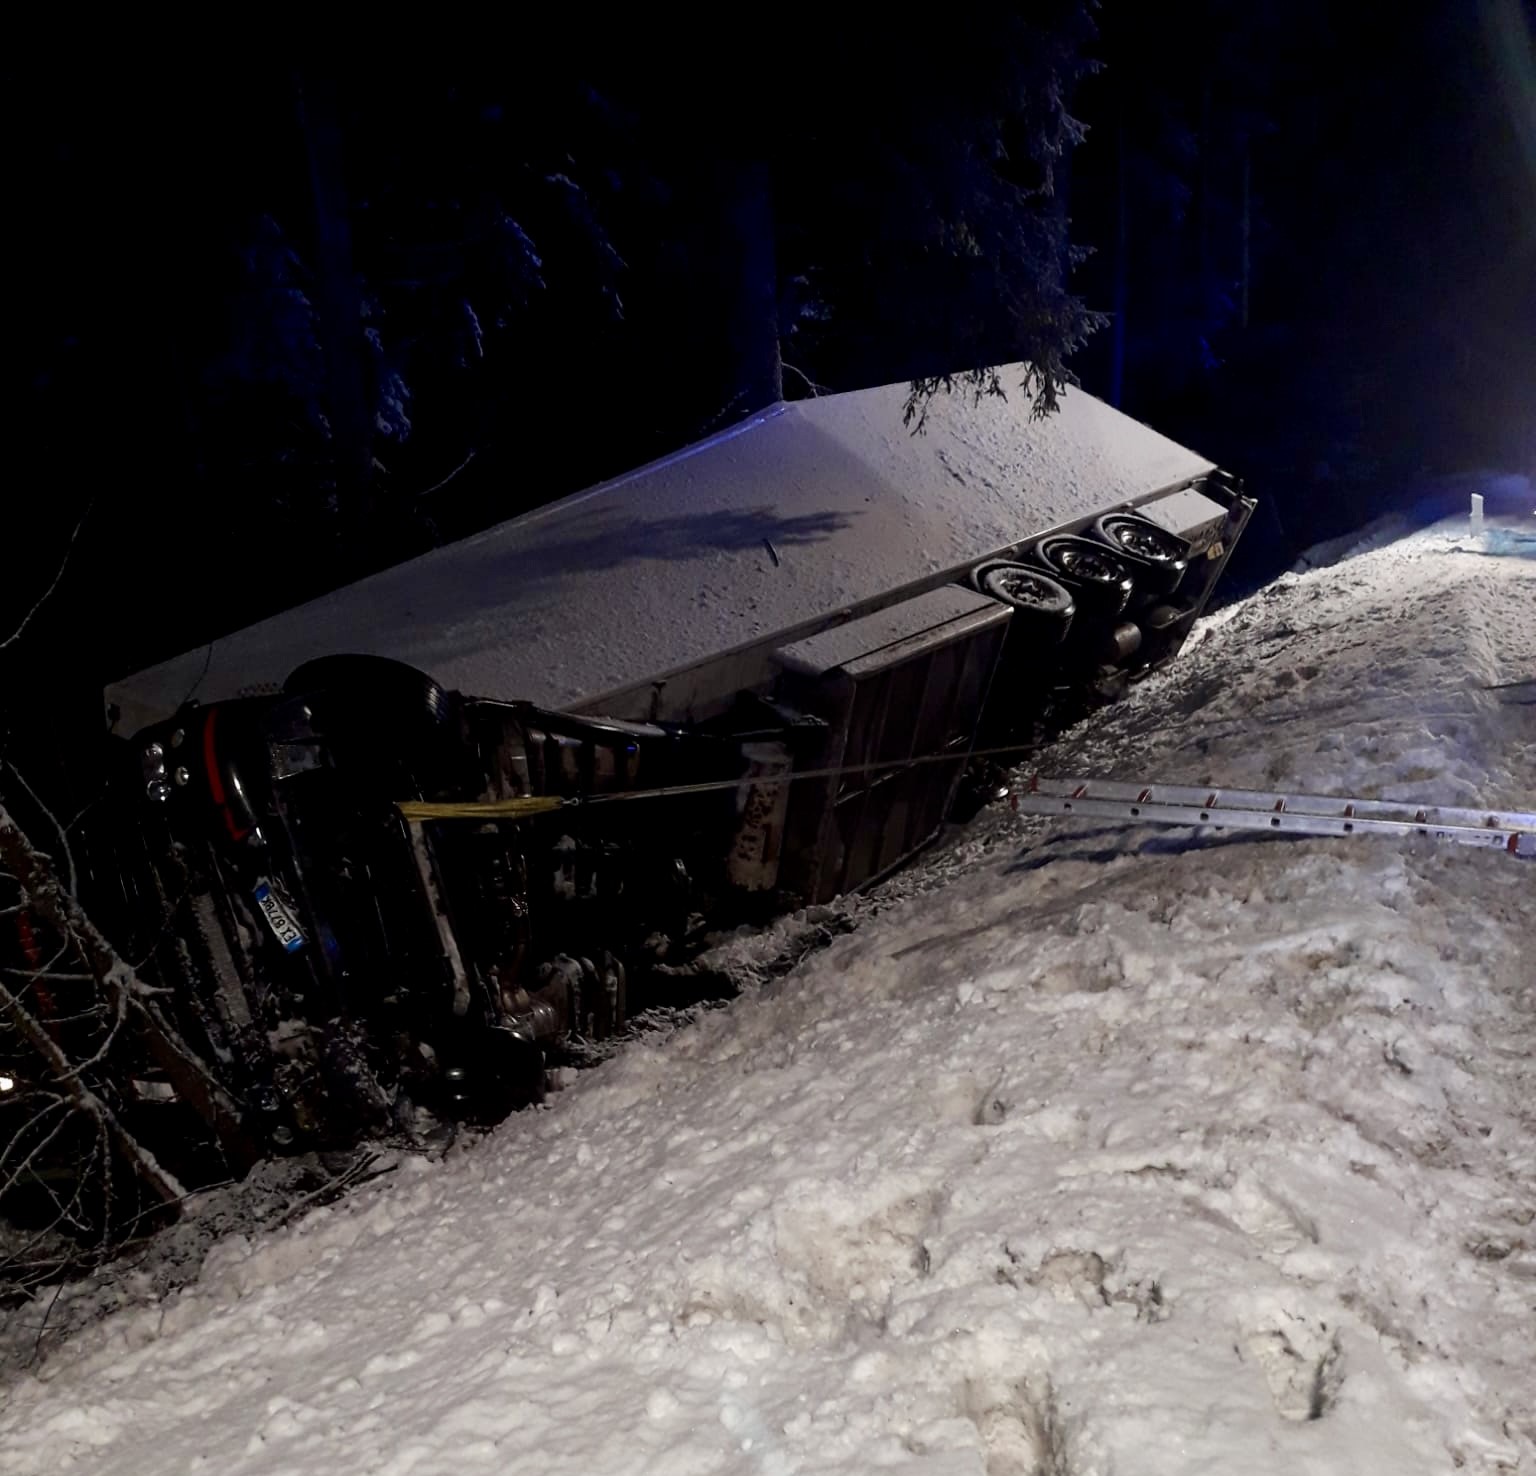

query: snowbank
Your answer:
[104,374,1211,733]
[4,521,1532,1475]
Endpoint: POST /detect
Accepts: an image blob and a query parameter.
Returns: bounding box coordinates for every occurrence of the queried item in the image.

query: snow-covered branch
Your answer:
[0,789,279,1265]
[0,962,185,1209]
[0,800,255,1173]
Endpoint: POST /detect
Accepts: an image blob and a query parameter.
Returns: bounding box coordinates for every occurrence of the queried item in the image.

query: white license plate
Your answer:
[253,879,307,952]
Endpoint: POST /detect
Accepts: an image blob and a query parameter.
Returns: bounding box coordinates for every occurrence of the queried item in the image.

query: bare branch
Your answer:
[3,762,78,898]
[0,797,261,1199]
[49,976,130,1085]
[0,503,92,653]
[264,1151,393,1232]
[30,1281,67,1364]
[19,1125,99,1242]
[416,447,478,500]
[0,1098,71,1190]
[177,641,216,712]
[0,969,184,1206]
[0,934,79,1017]
[781,362,828,398]
[1,932,73,982]
[63,786,108,838]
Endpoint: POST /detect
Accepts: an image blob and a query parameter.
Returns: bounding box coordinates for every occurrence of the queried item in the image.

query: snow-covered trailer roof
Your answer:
[107,368,1213,732]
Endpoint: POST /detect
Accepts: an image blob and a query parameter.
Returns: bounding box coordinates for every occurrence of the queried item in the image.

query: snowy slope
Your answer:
[104,375,1211,733]
[4,520,1532,1475]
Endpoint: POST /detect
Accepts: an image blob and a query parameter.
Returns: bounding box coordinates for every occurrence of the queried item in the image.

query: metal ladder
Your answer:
[1015,775,1536,859]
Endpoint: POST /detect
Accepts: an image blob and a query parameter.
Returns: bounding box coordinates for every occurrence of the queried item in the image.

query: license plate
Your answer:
[253,879,307,952]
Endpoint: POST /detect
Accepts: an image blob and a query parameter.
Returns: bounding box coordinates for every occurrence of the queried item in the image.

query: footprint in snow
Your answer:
[1244,1314,1344,1422]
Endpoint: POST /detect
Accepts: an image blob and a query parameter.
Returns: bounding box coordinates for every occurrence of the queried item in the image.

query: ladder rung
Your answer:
[1027,775,1536,834]
[1019,776,1535,859]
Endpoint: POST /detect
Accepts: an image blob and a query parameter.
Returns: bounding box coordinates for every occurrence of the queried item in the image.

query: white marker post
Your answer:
[1470,491,1485,540]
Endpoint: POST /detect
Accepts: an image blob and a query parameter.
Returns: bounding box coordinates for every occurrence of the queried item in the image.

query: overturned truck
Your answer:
[22,371,1254,1174]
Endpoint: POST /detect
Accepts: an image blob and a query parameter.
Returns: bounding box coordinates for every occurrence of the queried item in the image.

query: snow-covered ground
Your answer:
[2,517,1532,1475]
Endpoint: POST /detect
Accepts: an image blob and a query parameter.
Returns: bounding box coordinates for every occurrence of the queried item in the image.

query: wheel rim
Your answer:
[1107,521,1180,562]
[988,568,1063,609]
[1052,545,1124,584]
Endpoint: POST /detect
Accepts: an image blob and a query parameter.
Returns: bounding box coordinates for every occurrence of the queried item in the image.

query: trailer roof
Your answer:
[107,368,1213,731]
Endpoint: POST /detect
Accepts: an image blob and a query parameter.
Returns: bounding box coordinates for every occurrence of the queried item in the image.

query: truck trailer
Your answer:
[8,370,1252,1176]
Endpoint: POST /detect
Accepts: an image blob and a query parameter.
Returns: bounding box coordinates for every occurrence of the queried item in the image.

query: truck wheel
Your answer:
[1028,536,1136,618]
[1090,514,1189,598]
[972,562,1076,645]
[284,654,460,791]
[284,654,452,729]
[438,1027,546,1120]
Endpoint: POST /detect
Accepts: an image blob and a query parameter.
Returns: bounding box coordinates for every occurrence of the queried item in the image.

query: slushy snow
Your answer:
[2,518,1533,1475]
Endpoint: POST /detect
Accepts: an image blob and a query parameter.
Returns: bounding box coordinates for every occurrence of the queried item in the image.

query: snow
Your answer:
[104,373,1211,733]
[5,514,1533,1474]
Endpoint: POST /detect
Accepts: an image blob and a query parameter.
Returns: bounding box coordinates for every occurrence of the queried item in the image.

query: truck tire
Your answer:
[971,562,1076,646]
[1027,536,1136,618]
[1090,514,1189,598]
[284,654,453,729]
[284,654,460,791]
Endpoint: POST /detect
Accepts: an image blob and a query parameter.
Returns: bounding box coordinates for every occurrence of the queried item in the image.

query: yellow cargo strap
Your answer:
[396,795,569,822]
